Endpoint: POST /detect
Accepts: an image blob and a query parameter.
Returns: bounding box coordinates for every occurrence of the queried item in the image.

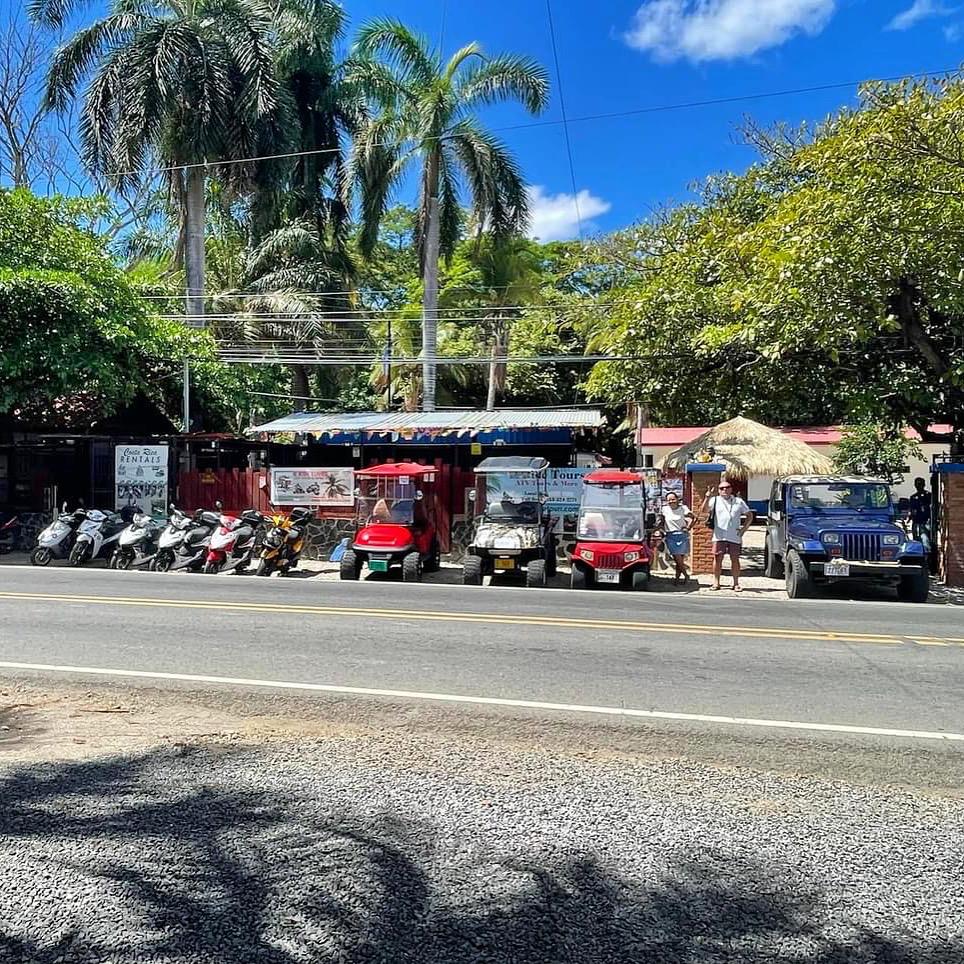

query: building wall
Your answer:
[639,441,949,506]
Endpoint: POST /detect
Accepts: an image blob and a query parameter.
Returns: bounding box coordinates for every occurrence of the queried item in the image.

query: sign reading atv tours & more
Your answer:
[270,467,354,506]
[115,445,169,518]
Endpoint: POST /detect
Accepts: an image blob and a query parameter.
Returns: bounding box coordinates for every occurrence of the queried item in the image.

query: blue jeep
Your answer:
[764,476,929,602]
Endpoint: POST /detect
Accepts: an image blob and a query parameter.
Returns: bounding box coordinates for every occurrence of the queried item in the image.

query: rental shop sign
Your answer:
[270,467,354,506]
[115,445,169,518]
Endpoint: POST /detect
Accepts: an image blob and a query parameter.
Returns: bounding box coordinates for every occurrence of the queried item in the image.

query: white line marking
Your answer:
[0,659,961,742]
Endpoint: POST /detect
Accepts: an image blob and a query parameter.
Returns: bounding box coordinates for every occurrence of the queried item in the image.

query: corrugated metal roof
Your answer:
[250,409,604,435]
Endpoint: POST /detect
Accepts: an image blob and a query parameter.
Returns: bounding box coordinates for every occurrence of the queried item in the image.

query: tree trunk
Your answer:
[184,166,206,327]
[485,313,506,411]
[290,365,310,411]
[421,152,441,412]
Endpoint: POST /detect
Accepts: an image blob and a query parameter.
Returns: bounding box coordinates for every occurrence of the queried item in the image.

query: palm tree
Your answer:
[30,0,306,325]
[346,20,549,410]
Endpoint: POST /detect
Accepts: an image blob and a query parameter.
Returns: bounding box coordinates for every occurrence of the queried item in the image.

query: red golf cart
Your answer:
[570,469,653,590]
[340,462,440,582]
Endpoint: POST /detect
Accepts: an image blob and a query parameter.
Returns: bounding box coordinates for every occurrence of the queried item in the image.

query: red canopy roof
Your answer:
[585,469,644,485]
[355,461,437,479]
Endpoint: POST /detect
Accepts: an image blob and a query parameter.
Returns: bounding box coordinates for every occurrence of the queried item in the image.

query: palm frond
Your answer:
[455,55,550,115]
[352,18,436,86]
[444,42,484,81]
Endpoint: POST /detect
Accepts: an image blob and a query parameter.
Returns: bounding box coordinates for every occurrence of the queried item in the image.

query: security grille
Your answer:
[842,533,881,561]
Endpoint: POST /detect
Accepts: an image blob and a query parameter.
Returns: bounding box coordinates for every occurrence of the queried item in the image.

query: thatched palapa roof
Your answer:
[660,416,834,480]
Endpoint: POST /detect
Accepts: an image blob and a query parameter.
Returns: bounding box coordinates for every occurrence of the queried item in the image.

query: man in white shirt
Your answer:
[701,481,754,592]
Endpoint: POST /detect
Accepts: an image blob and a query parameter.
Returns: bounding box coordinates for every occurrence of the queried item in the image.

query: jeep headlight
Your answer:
[822,533,840,544]
[882,534,901,546]
[580,549,594,562]
[624,551,640,562]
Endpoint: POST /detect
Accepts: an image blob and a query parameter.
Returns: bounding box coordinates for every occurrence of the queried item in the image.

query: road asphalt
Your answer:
[1,563,962,741]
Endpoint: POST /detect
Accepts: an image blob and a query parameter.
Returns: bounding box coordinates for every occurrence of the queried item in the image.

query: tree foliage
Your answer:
[833,424,923,484]
[586,75,964,451]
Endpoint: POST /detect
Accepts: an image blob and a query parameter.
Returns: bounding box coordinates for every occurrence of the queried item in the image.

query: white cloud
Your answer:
[888,1,952,30]
[945,21,964,39]
[525,185,611,241]
[625,0,837,62]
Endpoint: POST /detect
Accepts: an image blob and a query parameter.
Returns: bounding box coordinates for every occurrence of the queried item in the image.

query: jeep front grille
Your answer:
[596,552,625,569]
[842,533,881,561]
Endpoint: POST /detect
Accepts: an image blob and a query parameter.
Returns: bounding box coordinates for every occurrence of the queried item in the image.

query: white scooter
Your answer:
[150,505,194,573]
[31,504,88,566]
[69,508,130,567]
[110,512,161,570]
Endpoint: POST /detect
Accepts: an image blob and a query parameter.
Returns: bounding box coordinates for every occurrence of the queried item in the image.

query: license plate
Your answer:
[494,558,515,570]
[825,560,850,577]
[597,570,620,584]
[368,559,388,573]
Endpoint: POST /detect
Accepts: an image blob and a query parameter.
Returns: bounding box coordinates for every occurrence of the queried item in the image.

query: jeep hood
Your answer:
[473,522,541,551]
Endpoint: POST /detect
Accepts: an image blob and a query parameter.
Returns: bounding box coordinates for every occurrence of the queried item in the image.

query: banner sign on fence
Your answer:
[115,444,169,518]
[270,467,354,506]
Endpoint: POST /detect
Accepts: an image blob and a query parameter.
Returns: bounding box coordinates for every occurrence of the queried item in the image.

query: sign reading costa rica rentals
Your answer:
[115,444,169,518]
[270,467,354,506]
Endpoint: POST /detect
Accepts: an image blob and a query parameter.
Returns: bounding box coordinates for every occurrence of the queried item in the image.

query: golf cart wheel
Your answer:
[897,567,930,603]
[763,538,784,579]
[68,543,87,567]
[30,547,52,567]
[570,563,588,590]
[785,550,814,599]
[462,555,483,586]
[340,550,361,581]
[526,559,547,589]
[402,551,422,583]
[631,568,650,592]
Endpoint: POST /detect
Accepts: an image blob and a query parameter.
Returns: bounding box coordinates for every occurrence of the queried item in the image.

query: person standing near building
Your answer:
[909,476,932,553]
[660,491,694,585]
[701,481,754,592]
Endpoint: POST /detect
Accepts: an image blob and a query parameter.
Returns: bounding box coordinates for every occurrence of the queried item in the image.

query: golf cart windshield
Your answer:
[788,483,891,512]
[577,483,644,541]
[357,477,419,525]
[478,472,543,524]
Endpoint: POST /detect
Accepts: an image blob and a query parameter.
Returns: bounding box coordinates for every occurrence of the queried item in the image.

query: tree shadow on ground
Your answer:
[0,747,959,963]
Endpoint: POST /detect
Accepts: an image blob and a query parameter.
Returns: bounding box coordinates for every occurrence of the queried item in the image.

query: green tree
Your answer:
[833,424,923,484]
[31,0,298,325]
[346,19,549,410]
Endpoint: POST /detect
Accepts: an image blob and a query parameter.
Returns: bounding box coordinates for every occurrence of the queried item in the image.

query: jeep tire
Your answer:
[462,554,483,586]
[763,538,784,579]
[897,567,930,604]
[785,550,815,599]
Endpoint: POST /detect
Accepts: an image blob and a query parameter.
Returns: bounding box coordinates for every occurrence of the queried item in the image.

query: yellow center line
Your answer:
[0,589,951,647]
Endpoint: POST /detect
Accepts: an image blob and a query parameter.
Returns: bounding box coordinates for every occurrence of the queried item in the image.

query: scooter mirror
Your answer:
[215,500,223,510]
[61,501,67,512]
[467,489,476,502]
[169,502,176,512]
[415,490,424,501]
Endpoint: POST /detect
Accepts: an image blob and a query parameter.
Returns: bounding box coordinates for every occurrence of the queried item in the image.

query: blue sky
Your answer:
[5,0,961,240]
[342,0,961,240]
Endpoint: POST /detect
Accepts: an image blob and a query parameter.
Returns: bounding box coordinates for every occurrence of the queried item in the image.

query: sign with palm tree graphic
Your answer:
[270,468,354,506]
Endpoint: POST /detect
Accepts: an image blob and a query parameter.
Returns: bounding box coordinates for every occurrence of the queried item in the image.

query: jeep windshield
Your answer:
[577,483,644,541]
[788,483,891,512]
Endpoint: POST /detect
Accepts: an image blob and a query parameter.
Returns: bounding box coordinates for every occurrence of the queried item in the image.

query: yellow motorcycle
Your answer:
[256,507,313,576]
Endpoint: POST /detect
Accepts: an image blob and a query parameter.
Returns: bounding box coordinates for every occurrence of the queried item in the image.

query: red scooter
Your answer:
[202,506,264,574]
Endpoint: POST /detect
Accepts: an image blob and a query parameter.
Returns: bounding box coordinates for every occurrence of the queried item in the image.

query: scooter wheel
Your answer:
[115,552,134,571]
[30,547,52,567]
[256,559,273,577]
[68,544,87,567]
[152,554,172,573]
[202,560,222,575]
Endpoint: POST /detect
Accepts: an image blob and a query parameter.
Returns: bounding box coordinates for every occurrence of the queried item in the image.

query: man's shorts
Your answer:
[713,540,741,561]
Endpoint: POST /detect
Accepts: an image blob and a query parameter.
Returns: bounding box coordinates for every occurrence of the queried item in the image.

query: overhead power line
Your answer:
[105,66,959,179]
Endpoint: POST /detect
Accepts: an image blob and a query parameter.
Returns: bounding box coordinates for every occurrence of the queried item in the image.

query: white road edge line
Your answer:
[0,659,961,742]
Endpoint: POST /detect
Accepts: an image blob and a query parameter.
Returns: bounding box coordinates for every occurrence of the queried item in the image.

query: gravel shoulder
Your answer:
[1,680,963,963]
